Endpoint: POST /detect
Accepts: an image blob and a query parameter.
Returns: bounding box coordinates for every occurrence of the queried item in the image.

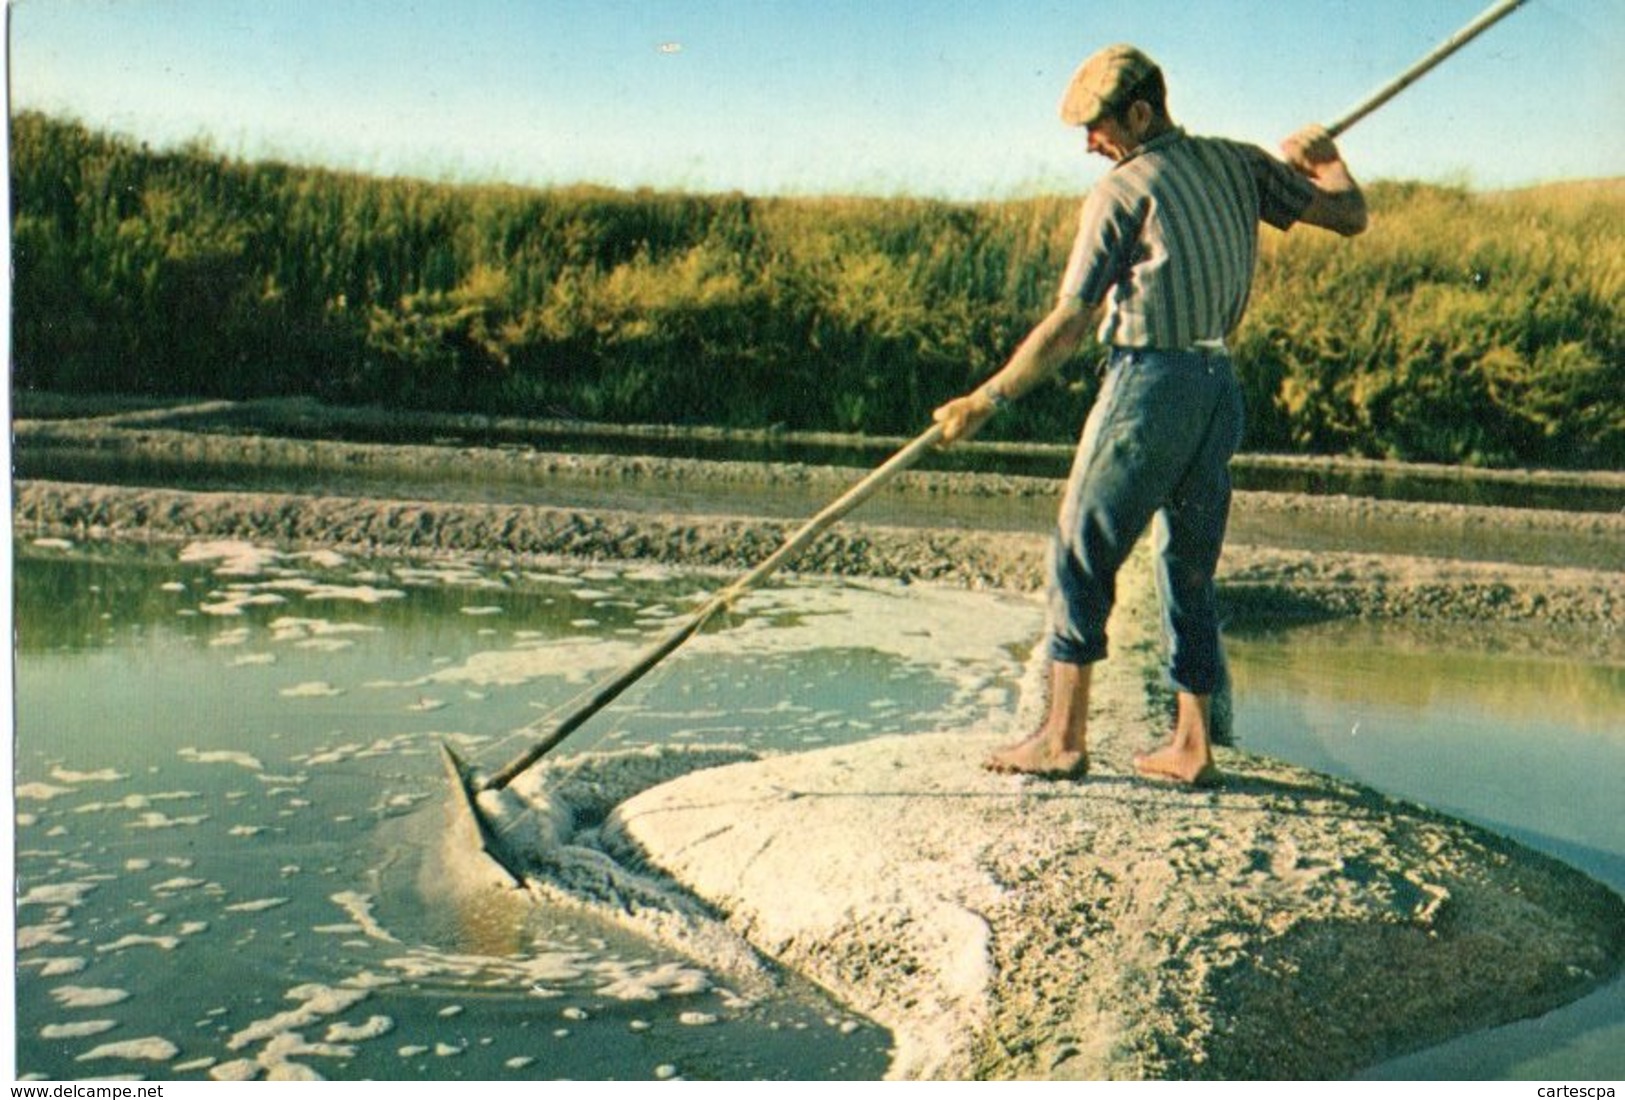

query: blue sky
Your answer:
[8,0,1623,198]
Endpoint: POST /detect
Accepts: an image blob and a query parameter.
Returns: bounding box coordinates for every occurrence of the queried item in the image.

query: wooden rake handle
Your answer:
[1325,0,1529,139]
[481,422,947,790]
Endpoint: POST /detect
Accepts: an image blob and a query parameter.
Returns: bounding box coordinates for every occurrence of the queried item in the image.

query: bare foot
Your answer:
[983,734,1089,780]
[1133,742,1221,788]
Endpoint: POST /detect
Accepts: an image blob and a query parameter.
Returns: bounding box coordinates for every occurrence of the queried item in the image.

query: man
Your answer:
[933,44,1367,786]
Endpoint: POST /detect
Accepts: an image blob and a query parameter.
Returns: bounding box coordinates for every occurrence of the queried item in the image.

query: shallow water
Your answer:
[11,541,1037,1081]
[12,539,1623,1080]
[1226,622,1625,1080]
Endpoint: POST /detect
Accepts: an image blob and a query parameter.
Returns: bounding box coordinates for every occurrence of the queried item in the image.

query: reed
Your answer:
[12,112,1621,468]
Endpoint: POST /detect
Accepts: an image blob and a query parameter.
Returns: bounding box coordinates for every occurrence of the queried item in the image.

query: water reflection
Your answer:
[1227,620,1625,1080]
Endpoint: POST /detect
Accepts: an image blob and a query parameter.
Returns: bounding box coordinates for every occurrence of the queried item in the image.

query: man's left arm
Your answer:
[1281,124,1368,237]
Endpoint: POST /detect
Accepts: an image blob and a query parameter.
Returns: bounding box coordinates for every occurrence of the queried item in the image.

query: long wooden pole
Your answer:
[1326,0,1530,137]
[479,422,947,790]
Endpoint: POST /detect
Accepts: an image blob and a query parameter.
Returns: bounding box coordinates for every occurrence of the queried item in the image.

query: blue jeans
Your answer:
[1047,346,1244,694]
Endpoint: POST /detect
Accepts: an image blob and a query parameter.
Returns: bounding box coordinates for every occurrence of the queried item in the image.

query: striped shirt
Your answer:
[1057,128,1316,349]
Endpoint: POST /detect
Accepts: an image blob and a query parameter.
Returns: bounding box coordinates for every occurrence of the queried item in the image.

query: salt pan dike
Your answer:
[462,555,1624,1080]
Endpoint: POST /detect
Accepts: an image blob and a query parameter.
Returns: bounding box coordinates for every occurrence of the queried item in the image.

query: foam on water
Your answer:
[126,811,209,829]
[280,681,345,698]
[258,577,406,603]
[231,652,278,666]
[223,898,290,913]
[77,1038,179,1064]
[180,539,283,576]
[51,987,132,1009]
[401,636,646,688]
[227,983,372,1051]
[28,957,89,977]
[41,1021,120,1040]
[200,591,288,616]
[15,542,936,1079]
[73,792,199,814]
[328,892,398,943]
[179,748,265,770]
[19,882,98,908]
[327,1016,395,1042]
[18,782,76,801]
[50,767,126,783]
[97,935,183,953]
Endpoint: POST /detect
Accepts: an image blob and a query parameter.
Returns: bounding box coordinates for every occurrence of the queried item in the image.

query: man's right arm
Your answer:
[934,187,1124,446]
[1282,124,1368,237]
[932,296,1096,445]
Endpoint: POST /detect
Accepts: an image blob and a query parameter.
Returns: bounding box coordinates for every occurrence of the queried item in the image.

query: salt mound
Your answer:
[603,730,1625,1080]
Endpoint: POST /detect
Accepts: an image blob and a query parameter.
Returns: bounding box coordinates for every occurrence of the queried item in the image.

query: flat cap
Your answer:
[1059,44,1160,126]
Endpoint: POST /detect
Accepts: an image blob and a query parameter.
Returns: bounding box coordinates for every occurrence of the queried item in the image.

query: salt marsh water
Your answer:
[12,539,1624,1080]
[12,540,1038,1081]
[1227,623,1625,1080]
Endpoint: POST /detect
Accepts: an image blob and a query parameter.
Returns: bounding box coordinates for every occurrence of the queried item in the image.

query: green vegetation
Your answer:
[12,112,1622,468]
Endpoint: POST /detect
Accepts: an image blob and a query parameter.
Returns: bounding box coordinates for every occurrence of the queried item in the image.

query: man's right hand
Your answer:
[932,391,998,446]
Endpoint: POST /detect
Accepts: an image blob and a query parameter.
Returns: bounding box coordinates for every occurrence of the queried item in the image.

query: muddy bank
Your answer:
[17,415,1625,525]
[16,397,1625,504]
[14,480,1624,648]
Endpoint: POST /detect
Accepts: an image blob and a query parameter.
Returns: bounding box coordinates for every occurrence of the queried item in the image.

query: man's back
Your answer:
[1060,130,1314,349]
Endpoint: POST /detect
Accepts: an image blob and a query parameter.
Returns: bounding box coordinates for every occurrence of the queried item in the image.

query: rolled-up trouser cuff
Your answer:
[1047,632,1107,667]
